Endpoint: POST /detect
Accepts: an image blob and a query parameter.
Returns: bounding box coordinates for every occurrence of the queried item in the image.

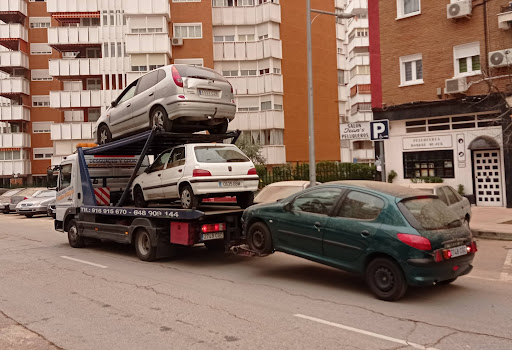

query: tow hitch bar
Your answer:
[231,245,268,257]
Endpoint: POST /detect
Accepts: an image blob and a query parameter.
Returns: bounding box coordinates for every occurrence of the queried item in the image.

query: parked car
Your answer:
[242,180,477,301]
[94,65,236,145]
[6,188,46,213]
[132,143,259,209]
[254,181,321,204]
[47,198,56,219]
[403,184,471,226]
[16,189,57,218]
[0,188,24,213]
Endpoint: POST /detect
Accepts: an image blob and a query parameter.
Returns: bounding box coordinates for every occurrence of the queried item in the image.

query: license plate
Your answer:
[202,232,224,241]
[450,245,468,258]
[198,89,219,97]
[219,181,241,187]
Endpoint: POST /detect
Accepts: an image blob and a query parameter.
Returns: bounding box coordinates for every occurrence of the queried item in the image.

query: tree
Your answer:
[235,135,266,166]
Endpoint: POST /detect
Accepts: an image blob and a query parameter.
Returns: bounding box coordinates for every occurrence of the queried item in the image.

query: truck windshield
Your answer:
[194,146,249,163]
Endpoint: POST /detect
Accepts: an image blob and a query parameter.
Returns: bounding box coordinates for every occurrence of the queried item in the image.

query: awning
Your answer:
[52,12,100,19]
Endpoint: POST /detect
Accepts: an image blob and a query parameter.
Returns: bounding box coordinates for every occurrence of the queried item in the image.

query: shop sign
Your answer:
[403,135,452,150]
[340,122,370,140]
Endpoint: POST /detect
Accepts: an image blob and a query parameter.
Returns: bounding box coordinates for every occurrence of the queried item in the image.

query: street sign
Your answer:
[370,120,389,140]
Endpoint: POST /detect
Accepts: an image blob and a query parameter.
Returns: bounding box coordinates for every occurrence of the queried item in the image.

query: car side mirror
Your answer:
[111,99,118,108]
[144,167,151,173]
[283,202,292,211]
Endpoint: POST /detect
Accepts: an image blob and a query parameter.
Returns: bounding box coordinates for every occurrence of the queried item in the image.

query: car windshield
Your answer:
[34,190,56,198]
[401,197,462,230]
[174,65,228,82]
[194,146,249,163]
[255,186,304,203]
[1,189,21,197]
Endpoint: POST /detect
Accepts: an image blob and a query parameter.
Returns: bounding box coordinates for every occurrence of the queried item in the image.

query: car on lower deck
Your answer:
[132,143,259,209]
[242,180,477,301]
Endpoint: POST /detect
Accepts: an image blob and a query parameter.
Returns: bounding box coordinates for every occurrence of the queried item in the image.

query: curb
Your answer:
[471,229,512,241]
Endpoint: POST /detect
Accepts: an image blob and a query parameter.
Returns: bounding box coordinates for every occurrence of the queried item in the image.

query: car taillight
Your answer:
[247,168,257,175]
[171,66,183,88]
[193,169,211,177]
[201,223,226,233]
[24,197,28,200]
[397,233,432,251]
[467,241,477,253]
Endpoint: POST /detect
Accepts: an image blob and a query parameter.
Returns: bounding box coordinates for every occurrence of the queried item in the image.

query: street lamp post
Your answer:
[306,4,354,187]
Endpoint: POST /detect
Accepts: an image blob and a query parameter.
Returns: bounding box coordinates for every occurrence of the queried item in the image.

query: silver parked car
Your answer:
[16,189,57,218]
[0,188,24,213]
[94,65,236,144]
[7,187,46,213]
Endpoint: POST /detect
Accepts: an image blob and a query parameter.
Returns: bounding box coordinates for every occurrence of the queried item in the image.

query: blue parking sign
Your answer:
[370,120,389,140]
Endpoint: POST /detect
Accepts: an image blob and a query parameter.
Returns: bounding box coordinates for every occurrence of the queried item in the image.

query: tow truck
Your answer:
[50,128,248,261]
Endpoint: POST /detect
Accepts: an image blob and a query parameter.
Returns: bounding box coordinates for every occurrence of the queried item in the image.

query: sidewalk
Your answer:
[470,206,512,241]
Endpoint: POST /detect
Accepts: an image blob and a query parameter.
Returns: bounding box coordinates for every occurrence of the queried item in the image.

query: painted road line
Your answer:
[504,249,512,267]
[60,256,108,269]
[294,314,440,350]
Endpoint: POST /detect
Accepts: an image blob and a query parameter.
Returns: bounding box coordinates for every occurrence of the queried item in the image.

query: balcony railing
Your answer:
[0,23,28,45]
[49,58,101,78]
[50,90,101,108]
[261,145,286,165]
[498,4,512,29]
[125,33,171,57]
[0,132,30,148]
[0,77,30,96]
[0,160,30,176]
[230,74,283,95]
[0,0,27,24]
[123,0,170,19]
[212,3,281,26]
[213,38,282,61]
[51,122,94,141]
[229,110,284,131]
[48,27,100,50]
[0,105,30,121]
[0,51,29,71]
[47,0,100,13]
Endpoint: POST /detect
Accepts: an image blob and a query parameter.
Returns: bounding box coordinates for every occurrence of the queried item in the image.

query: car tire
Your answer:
[463,215,470,229]
[24,214,33,218]
[150,106,172,132]
[247,222,273,255]
[133,186,148,208]
[209,121,228,135]
[437,277,457,285]
[67,219,85,248]
[204,240,225,252]
[236,192,254,209]
[97,124,112,145]
[180,185,200,209]
[365,257,408,301]
[135,229,157,262]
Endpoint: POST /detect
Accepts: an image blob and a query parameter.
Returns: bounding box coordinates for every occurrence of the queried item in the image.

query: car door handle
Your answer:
[178,169,183,173]
[126,103,131,107]
[149,92,154,96]
[158,174,162,177]
[314,222,321,231]
[361,230,370,237]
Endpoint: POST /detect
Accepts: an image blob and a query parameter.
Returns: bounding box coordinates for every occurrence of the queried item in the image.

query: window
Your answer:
[33,147,53,160]
[131,65,148,72]
[222,70,239,77]
[60,164,72,189]
[397,0,420,19]
[173,0,201,2]
[400,53,423,86]
[259,68,270,75]
[30,43,52,55]
[117,83,137,104]
[261,101,272,111]
[337,191,384,220]
[241,69,257,76]
[441,186,459,205]
[29,17,51,28]
[110,42,116,57]
[291,188,343,215]
[32,122,52,133]
[404,113,500,133]
[167,147,186,168]
[350,103,372,115]
[239,0,254,5]
[454,42,481,77]
[150,151,172,172]
[136,70,159,94]
[403,150,454,178]
[258,34,269,40]
[31,69,53,81]
[238,34,255,41]
[274,104,282,110]
[173,23,202,39]
[214,35,235,42]
[173,58,204,67]
[103,43,109,58]
[273,68,281,74]
[349,65,370,79]
[32,95,50,107]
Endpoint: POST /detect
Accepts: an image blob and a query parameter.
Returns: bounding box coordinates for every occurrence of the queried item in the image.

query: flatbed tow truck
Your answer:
[51,128,250,261]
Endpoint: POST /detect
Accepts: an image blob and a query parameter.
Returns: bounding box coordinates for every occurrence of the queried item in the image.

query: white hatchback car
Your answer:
[132,143,259,209]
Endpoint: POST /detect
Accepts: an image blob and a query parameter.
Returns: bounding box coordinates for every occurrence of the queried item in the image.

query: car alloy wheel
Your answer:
[98,125,112,145]
[180,185,199,209]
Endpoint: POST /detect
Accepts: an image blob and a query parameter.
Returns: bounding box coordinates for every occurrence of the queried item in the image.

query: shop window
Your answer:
[403,150,454,178]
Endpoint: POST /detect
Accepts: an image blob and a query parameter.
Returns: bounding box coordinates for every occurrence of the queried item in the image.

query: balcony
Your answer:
[349,110,373,123]
[261,145,286,165]
[0,77,29,97]
[345,0,368,15]
[48,27,100,52]
[47,0,99,13]
[338,85,348,102]
[230,74,283,95]
[50,90,101,109]
[0,51,29,74]
[0,105,29,122]
[349,92,371,105]
[0,0,27,24]
[213,39,282,61]
[51,122,94,141]
[123,0,170,19]
[348,74,371,87]
[347,53,370,70]
[0,132,30,148]
[337,53,346,70]
[348,37,369,55]
[498,4,512,30]
[212,3,281,26]
[0,160,30,176]
[347,18,369,34]
[49,58,101,79]
[125,33,171,57]
[229,110,284,131]
[0,23,28,51]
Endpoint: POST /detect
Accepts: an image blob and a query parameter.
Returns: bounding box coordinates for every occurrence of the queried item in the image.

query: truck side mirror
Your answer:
[46,168,55,188]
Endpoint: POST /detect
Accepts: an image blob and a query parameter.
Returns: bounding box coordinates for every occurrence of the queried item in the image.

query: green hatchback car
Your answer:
[242,181,477,301]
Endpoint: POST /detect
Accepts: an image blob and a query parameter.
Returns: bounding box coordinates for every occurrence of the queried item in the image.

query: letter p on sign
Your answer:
[370,120,389,141]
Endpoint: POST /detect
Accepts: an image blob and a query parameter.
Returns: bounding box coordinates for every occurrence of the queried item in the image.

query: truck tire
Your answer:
[365,257,407,301]
[67,220,85,248]
[180,185,200,209]
[97,124,112,145]
[135,229,157,262]
[236,192,254,209]
[133,185,148,208]
[150,106,172,132]
[247,222,273,254]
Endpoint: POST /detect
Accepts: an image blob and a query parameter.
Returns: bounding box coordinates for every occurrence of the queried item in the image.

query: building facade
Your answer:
[0,0,348,186]
[369,0,512,207]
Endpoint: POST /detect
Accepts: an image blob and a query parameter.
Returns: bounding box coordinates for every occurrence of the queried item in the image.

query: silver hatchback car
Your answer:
[94,64,236,144]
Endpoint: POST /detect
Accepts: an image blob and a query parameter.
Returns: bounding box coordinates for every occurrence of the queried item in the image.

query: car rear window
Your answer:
[174,65,227,82]
[400,197,462,230]
[194,146,249,163]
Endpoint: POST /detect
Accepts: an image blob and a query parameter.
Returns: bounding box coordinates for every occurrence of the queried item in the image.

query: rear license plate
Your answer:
[450,245,468,258]
[219,181,241,187]
[198,89,220,97]
[202,232,224,241]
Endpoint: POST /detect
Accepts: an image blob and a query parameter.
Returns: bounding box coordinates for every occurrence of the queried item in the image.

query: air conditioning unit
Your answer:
[445,76,468,94]
[171,37,183,46]
[489,49,512,68]
[447,0,472,19]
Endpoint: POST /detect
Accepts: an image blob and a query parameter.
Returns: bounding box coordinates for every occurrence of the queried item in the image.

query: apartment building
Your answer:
[369,0,512,207]
[0,0,344,185]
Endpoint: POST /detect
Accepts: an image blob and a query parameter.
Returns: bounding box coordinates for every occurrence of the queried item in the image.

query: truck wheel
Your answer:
[150,106,172,132]
[180,185,199,209]
[135,229,157,262]
[133,186,148,208]
[236,192,254,209]
[209,120,228,134]
[204,240,225,252]
[67,220,85,248]
[98,124,112,145]
[247,222,273,254]
[365,257,407,301]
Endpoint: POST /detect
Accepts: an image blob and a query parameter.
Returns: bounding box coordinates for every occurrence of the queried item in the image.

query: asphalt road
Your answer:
[0,214,511,350]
